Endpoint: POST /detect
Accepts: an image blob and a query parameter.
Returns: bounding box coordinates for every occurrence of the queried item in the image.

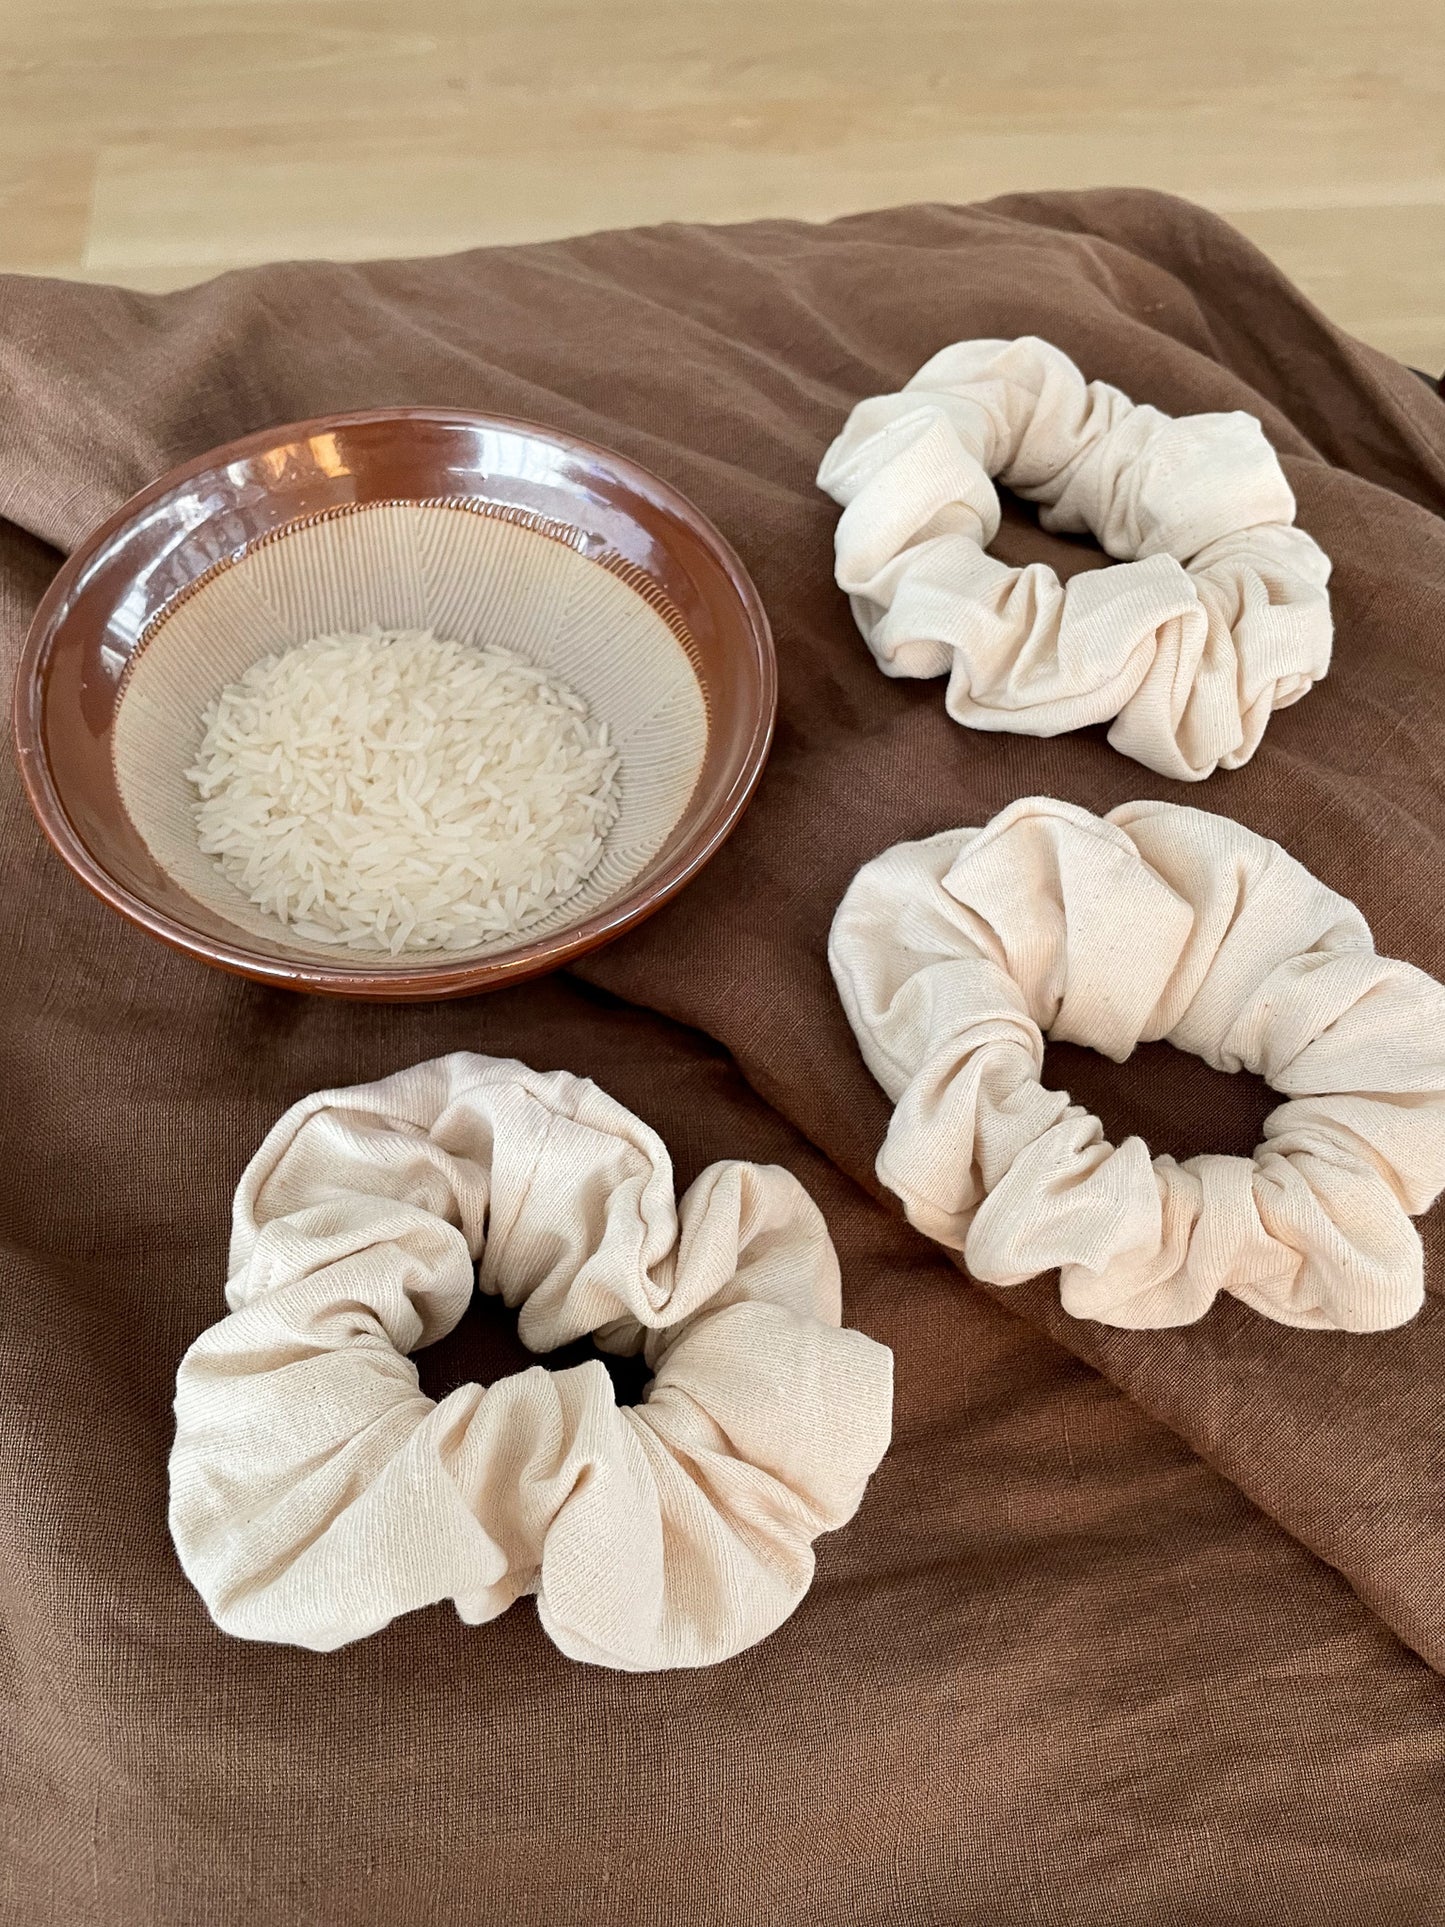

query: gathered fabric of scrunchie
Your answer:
[169,1054,893,1670]
[816,336,1333,781]
[828,798,1445,1331]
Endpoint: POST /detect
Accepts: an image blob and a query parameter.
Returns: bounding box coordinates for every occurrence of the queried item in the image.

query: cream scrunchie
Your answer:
[169,1054,893,1669]
[816,336,1332,781]
[829,799,1445,1331]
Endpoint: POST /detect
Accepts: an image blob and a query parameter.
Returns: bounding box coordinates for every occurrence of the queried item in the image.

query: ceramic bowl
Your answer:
[13,409,775,999]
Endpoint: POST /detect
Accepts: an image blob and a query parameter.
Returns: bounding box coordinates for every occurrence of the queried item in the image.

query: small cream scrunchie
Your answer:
[816,336,1332,781]
[169,1054,893,1669]
[829,799,1445,1331]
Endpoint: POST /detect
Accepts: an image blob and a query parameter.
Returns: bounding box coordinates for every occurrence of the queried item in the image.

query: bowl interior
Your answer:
[114,500,707,963]
[17,411,775,996]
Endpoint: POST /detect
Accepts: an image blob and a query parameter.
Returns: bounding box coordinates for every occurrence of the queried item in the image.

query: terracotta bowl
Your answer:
[13,409,775,999]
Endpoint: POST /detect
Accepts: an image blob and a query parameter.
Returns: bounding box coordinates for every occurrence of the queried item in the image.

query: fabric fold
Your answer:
[829,798,1445,1331]
[170,1052,893,1669]
[817,336,1333,779]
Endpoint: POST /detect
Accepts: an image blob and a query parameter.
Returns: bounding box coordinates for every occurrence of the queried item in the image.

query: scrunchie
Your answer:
[169,1054,892,1669]
[828,799,1445,1331]
[816,336,1332,781]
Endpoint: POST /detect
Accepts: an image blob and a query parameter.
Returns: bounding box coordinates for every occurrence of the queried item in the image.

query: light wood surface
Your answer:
[2,1,1441,370]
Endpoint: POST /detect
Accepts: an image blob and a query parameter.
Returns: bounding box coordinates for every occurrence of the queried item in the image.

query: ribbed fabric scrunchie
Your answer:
[816,337,1332,781]
[169,1054,893,1669]
[829,799,1445,1331]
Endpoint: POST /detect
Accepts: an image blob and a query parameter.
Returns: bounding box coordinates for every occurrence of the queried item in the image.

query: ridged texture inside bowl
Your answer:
[111,501,709,962]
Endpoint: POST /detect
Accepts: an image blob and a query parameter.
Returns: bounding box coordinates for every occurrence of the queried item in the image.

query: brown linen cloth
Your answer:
[2,189,1444,1926]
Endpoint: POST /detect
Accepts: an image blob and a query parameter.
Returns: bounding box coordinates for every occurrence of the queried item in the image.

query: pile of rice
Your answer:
[186,628,621,953]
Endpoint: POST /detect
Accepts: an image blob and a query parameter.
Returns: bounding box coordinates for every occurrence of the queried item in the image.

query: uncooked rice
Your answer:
[186,627,621,953]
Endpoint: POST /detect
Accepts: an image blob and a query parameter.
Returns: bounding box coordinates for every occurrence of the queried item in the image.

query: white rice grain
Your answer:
[186,628,621,954]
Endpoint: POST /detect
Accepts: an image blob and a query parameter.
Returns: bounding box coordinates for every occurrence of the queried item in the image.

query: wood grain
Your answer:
[2,0,1441,369]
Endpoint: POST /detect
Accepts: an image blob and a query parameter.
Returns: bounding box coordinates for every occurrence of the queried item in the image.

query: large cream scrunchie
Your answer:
[169,1055,893,1669]
[829,799,1445,1331]
[816,336,1332,781]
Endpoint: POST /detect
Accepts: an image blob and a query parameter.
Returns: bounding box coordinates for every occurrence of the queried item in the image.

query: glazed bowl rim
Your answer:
[12,406,776,999]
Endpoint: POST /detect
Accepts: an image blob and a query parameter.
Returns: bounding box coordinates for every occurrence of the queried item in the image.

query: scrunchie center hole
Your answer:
[1041,1038,1277,1164]
[414,1286,652,1408]
[994,492,1113,573]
